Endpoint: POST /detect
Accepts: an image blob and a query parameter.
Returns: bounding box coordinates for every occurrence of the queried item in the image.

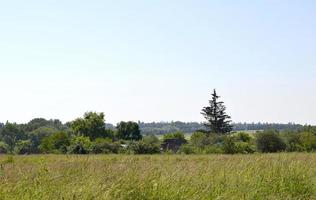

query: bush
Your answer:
[127,136,161,154]
[234,142,256,154]
[302,125,316,134]
[190,132,211,148]
[285,132,316,152]
[40,132,70,153]
[14,140,33,154]
[68,136,92,154]
[142,135,160,145]
[222,134,255,154]
[163,132,186,142]
[256,130,286,153]
[283,131,305,152]
[0,141,8,154]
[178,144,199,154]
[222,136,237,154]
[91,138,121,154]
[235,132,252,142]
[203,145,223,154]
[299,132,316,152]
[105,129,117,140]
[28,126,60,153]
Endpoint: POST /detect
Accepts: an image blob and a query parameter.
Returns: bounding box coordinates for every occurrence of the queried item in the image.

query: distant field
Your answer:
[0,154,315,200]
[156,130,260,140]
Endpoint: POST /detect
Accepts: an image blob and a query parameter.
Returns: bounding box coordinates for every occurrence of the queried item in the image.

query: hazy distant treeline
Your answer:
[0,121,303,136]
[137,122,302,135]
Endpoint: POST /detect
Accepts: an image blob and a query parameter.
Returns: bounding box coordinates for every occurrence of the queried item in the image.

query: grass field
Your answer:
[0,154,315,200]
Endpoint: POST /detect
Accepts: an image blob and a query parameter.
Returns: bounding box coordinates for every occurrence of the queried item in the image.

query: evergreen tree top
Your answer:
[201,89,233,134]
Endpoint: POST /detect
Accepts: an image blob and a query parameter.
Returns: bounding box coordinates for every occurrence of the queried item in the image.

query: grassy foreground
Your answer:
[0,154,315,200]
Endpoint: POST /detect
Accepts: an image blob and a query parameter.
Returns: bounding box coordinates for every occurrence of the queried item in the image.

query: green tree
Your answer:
[285,131,316,152]
[28,126,60,153]
[71,112,107,140]
[235,132,252,143]
[40,132,70,153]
[299,132,316,152]
[14,140,33,155]
[0,141,8,154]
[91,138,121,154]
[256,130,286,153]
[127,135,161,154]
[68,136,92,154]
[116,121,142,141]
[222,135,255,154]
[0,122,26,153]
[23,118,64,132]
[201,89,233,134]
[222,136,237,154]
[190,131,211,148]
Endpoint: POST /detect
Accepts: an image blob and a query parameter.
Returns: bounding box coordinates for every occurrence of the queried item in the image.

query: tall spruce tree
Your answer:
[201,89,233,134]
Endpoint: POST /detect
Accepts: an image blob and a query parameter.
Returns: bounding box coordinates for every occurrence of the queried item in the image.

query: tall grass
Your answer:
[0,154,315,200]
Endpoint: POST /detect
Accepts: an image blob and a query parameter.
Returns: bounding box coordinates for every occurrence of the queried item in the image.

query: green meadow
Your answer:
[0,153,315,200]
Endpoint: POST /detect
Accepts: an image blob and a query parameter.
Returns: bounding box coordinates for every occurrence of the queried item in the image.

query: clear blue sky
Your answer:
[0,0,316,124]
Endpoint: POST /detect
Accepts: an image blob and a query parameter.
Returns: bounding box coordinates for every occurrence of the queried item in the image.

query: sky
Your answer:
[0,0,316,125]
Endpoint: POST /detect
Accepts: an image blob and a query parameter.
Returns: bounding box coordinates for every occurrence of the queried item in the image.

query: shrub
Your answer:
[283,132,305,152]
[235,132,252,142]
[28,126,60,153]
[40,132,70,153]
[299,132,316,152]
[68,136,92,154]
[142,135,160,145]
[203,145,223,154]
[128,142,155,154]
[222,136,237,154]
[14,140,33,154]
[302,125,316,134]
[105,129,117,140]
[163,132,186,142]
[221,134,255,154]
[91,138,121,154]
[178,144,199,154]
[190,132,211,148]
[283,131,316,152]
[0,141,8,154]
[234,142,256,154]
[256,130,286,153]
[127,136,161,154]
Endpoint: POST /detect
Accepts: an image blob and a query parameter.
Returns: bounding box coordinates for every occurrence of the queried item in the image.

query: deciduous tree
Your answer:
[116,121,142,141]
[71,112,107,140]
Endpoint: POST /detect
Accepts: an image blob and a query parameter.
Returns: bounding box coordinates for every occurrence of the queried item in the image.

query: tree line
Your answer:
[0,113,145,154]
[0,89,315,154]
[138,122,302,135]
